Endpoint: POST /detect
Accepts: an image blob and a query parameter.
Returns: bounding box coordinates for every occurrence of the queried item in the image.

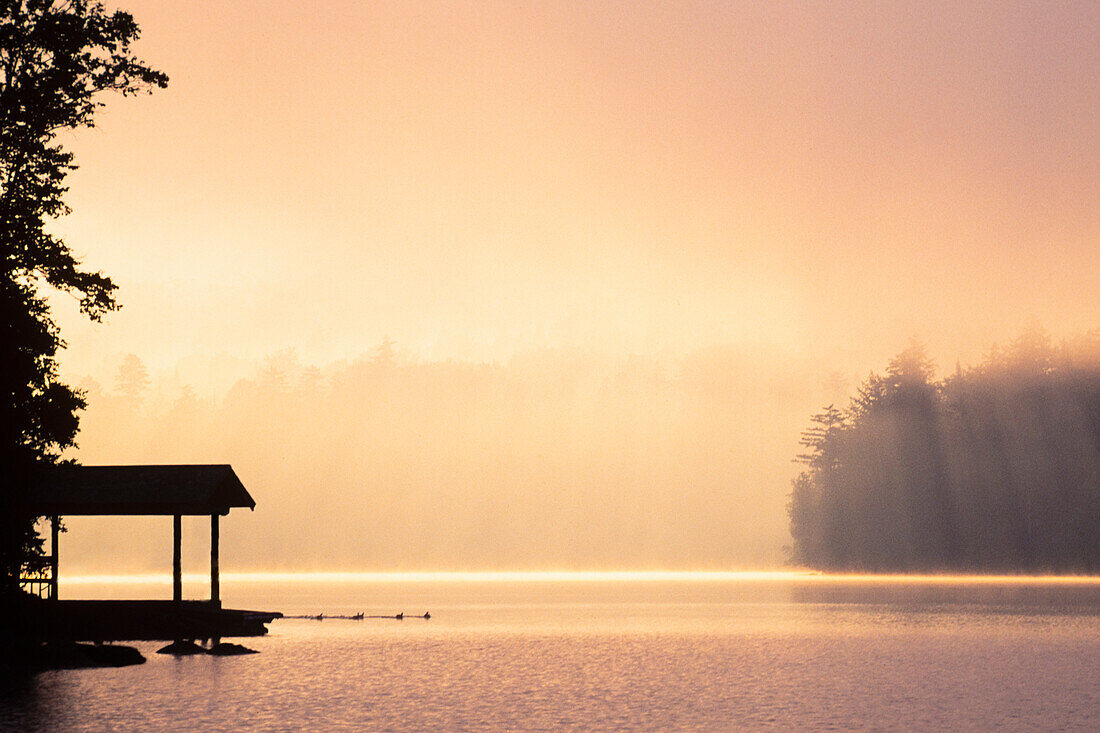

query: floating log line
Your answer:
[282,612,430,621]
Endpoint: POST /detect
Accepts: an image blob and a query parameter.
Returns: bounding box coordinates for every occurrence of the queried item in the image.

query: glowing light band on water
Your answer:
[57,570,1100,586]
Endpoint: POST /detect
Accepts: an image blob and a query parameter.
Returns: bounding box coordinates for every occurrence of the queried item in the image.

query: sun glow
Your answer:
[57,570,1100,586]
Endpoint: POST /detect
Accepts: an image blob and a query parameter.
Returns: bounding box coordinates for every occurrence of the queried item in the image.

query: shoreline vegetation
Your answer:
[788,328,1100,573]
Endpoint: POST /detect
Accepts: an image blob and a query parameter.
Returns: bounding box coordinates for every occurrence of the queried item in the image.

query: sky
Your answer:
[44,1,1100,572]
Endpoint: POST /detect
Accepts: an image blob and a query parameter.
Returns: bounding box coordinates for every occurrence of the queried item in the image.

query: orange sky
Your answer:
[49,0,1099,376]
[40,2,1100,570]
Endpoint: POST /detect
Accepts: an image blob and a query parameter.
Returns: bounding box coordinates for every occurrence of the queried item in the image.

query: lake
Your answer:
[3,572,1100,731]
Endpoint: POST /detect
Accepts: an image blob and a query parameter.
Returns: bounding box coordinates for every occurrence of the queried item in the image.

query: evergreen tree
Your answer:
[788,334,1100,572]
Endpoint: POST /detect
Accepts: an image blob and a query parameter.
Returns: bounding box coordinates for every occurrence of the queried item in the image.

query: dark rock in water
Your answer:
[207,642,258,656]
[37,643,145,669]
[85,644,146,667]
[157,640,207,656]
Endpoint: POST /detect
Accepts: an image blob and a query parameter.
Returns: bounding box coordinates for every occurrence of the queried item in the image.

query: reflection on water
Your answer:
[790,578,1100,613]
[4,574,1100,731]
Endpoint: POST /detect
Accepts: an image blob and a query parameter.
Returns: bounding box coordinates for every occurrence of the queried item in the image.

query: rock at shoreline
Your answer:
[207,642,258,655]
[156,640,208,656]
[35,643,146,669]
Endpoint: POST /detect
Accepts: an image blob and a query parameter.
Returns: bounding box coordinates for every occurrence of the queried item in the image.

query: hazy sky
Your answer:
[43,2,1100,571]
[50,0,1099,377]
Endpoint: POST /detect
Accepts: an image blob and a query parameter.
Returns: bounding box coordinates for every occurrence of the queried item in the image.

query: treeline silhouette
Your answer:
[788,329,1100,572]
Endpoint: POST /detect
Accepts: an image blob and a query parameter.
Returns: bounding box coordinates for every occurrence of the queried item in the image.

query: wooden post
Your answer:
[173,514,182,602]
[50,515,59,601]
[210,513,220,607]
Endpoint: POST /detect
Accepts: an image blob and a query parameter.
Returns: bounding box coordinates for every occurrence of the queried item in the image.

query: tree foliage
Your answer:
[0,0,165,594]
[788,331,1100,571]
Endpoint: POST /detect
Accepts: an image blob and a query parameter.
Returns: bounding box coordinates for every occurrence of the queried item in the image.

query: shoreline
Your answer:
[54,569,1100,587]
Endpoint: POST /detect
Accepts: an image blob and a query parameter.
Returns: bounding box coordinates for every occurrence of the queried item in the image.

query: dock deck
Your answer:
[16,599,282,642]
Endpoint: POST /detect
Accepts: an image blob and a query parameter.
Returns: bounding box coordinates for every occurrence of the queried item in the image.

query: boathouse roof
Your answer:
[27,464,255,516]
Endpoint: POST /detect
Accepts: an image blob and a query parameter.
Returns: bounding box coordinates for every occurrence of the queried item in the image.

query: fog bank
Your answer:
[61,342,832,573]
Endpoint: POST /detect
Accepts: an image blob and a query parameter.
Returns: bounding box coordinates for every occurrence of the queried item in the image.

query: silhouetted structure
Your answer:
[16,465,280,641]
[0,0,167,598]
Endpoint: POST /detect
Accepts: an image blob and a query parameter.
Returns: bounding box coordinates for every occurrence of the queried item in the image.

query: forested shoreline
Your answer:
[788,329,1100,572]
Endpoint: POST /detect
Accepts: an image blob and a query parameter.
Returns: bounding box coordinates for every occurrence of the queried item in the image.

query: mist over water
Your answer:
[5,4,1100,729]
[63,342,828,573]
[30,0,1100,580]
[59,327,1100,575]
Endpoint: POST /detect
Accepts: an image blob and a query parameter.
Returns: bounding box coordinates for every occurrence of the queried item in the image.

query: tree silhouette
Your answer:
[0,1,166,596]
[115,353,150,404]
[788,333,1100,572]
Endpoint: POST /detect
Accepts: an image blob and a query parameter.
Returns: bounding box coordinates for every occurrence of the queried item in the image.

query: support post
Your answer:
[50,515,59,601]
[173,514,182,602]
[210,513,220,607]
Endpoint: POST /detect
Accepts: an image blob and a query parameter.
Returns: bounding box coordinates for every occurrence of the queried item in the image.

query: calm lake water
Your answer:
[3,572,1100,731]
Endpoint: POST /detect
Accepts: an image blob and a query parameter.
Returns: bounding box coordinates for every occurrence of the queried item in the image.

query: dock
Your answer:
[18,465,282,643]
[14,599,282,642]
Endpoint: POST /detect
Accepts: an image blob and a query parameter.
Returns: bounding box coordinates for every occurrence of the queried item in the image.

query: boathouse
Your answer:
[17,464,280,641]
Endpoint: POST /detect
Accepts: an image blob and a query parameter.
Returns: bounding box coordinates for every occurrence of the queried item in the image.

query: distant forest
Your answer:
[71,341,816,569]
[788,329,1100,572]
